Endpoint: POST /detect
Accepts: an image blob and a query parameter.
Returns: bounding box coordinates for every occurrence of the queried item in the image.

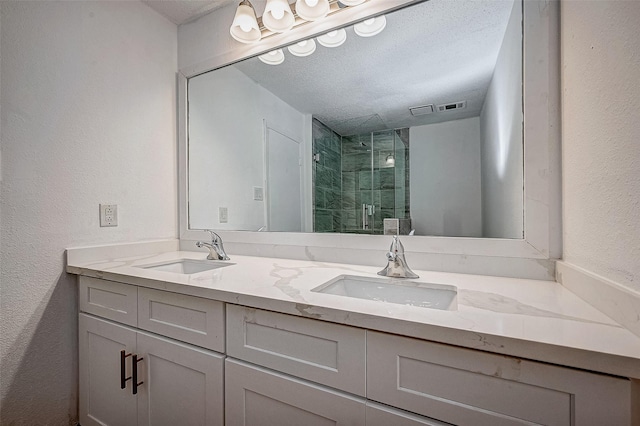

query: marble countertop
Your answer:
[66,241,640,379]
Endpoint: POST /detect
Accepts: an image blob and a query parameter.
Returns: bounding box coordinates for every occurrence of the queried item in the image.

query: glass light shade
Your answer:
[263,0,295,32]
[258,49,285,65]
[230,1,261,44]
[287,39,316,57]
[295,0,329,21]
[317,29,347,48]
[354,15,386,37]
[385,154,395,166]
[339,0,365,6]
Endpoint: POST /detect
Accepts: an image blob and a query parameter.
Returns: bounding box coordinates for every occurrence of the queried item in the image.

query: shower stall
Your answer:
[313,119,410,234]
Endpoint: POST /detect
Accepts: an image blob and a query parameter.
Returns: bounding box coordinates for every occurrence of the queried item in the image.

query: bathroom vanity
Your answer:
[67,240,639,426]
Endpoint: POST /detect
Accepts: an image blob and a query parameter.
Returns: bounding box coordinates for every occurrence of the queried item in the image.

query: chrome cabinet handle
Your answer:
[120,350,132,389]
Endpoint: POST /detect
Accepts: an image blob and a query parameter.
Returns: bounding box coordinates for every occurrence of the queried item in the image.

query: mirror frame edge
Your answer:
[177,0,561,277]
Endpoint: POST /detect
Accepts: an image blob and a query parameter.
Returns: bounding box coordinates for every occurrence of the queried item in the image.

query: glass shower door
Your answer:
[312,121,410,235]
[370,130,397,234]
[340,132,374,234]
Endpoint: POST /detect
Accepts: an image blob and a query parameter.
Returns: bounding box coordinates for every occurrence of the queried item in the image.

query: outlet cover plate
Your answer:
[100,204,118,227]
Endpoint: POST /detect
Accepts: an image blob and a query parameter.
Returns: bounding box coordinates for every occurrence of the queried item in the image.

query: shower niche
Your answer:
[313,119,410,234]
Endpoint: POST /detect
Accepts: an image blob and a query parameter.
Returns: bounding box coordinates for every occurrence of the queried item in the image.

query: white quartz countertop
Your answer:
[66,241,640,379]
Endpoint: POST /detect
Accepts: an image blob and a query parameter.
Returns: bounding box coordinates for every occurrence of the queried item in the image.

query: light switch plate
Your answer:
[219,207,228,223]
[100,204,118,227]
[253,186,264,201]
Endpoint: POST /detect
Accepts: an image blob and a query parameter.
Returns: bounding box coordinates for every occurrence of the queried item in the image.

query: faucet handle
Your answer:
[378,235,418,279]
[389,235,405,254]
[205,229,221,243]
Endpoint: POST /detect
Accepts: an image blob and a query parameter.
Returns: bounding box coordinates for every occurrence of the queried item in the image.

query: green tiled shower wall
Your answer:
[312,119,342,232]
[340,129,410,234]
[313,120,410,234]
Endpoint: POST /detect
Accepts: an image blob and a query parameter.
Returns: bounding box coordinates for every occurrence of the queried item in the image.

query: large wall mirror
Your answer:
[179,0,559,276]
[188,0,523,238]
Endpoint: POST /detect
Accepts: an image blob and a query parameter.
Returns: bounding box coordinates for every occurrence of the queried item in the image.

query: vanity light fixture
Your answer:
[354,15,386,37]
[287,39,317,57]
[230,0,261,43]
[295,0,330,21]
[259,49,286,65]
[317,28,347,48]
[230,0,370,45]
[263,0,295,32]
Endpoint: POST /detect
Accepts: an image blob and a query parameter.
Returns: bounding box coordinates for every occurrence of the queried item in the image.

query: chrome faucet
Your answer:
[378,235,419,279]
[196,230,230,261]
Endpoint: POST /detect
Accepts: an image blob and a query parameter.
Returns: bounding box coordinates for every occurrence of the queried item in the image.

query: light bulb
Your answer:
[271,6,285,19]
[288,38,316,57]
[317,28,346,48]
[259,49,285,65]
[230,2,260,43]
[385,154,395,166]
[296,0,328,21]
[354,15,386,38]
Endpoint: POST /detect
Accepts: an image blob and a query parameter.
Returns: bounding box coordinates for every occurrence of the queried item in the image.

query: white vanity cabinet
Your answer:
[367,331,635,426]
[76,275,638,426]
[78,277,225,426]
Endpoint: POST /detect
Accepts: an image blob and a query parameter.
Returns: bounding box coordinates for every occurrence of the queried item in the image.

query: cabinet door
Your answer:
[136,331,224,426]
[225,358,365,426]
[79,314,137,426]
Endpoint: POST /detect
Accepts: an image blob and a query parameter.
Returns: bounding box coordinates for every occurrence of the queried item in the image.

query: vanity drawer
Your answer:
[367,331,633,426]
[225,358,365,426]
[138,287,225,352]
[226,304,366,396]
[79,276,137,326]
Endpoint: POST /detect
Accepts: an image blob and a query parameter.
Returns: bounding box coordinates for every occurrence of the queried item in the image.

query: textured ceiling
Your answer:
[142,0,235,25]
[230,0,518,135]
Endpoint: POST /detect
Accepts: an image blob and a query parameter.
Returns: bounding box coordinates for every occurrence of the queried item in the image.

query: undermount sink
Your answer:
[137,259,232,274]
[312,275,457,310]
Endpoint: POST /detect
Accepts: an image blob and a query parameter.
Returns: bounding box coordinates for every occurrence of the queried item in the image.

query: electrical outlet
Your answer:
[100,204,118,227]
[219,207,228,223]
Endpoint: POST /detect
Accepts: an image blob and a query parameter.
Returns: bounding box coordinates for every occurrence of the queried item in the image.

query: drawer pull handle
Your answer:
[120,350,132,389]
[132,354,144,395]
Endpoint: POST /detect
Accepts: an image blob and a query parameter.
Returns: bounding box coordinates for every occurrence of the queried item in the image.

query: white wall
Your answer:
[188,66,307,231]
[409,117,482,237]
[0,2,177,424]
[178,1,239,71]
[561,1,640,294]
[479,0,523,239]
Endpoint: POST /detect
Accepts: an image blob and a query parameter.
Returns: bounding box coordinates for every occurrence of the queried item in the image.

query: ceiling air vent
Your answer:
[409,104,434,116]
[437,101,467,112]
